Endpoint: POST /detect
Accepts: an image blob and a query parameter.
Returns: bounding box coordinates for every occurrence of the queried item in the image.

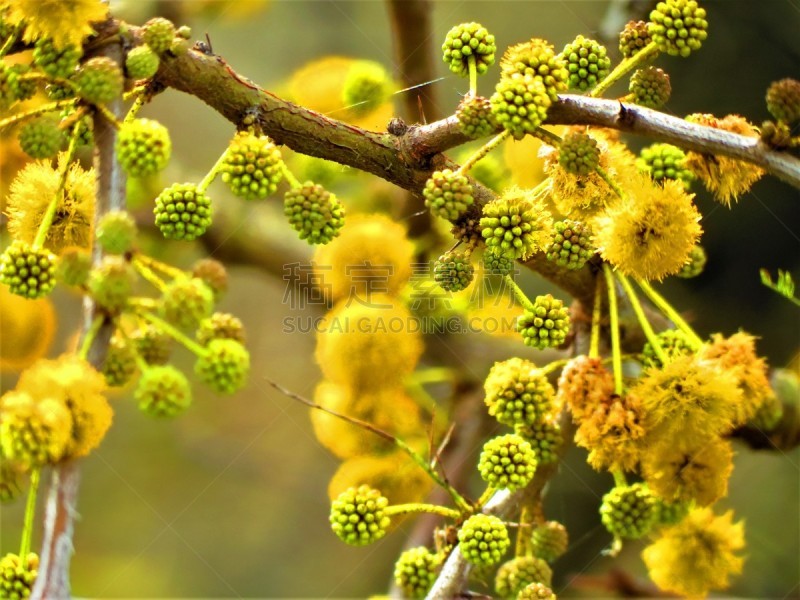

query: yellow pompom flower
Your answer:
[574,394,645,472]
[593,175,702,281]
[6,154,96,254]
[0,285,55,371]
[699,332,771,427]
[315,297,423,392]
[630,354,740,444]
[556,355,615,422]
[642,436,733,506]
[2,0,108,50]
[0,390,72,469]
[684,114,765,205]
[328,450,433,506]
[643,508,745,597]
[17,354,112,458]
[313,214,414,303]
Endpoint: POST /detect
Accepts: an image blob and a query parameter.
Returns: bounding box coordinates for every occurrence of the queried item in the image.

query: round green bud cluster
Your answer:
[531,521,568,563]
[329,485,391,546]
[515,419,562,465]
[433,250,474,293]
[619,20,652,59]
[283,182,345,245]
[654,498,690,527]
[341,60,393,116]
[558,132,600,176]
[0,552,38,599]
[143,17,176,54]
[517,294,570,350]
[132,326,172,365]
[191,258,228,300]
[135,365,192,418]
[69,110,94,146]
[393,546,441,599]
[490,74,551,140]
[154,183,212,241]
[160,277,214,330]
[33,38,82,78]
[442,22,496,77]
[0,64,36,110]
[18,114,65,159]
[760,120,793,150]
[87,256,136,314]
[637,143,694,189]
[629,66,671,109]
[125,45,160,80]
[220,132,284,200]
[458,514,510,567]
[456,95,497,139]
[116,118,172,177]
[495,557,552,598]
[501,39,568,103]
[749,391,784,432]
[478,433,537,491]
[45,82,74,101]
[641,328,697,369]
[0,392,70,468]
[97,210,138,255]
[423,169,474,221]
[74,57,123,105]
[484,357,556,427]
[483,249,515,277]
[766,78,800,125]
[545,219,594,270]
[480,193,549,260]
[560,35,611,92]
[197,312,246,346]
[600,482,658,540]
[0,241,56,299]
[518,582,557,600]
[195,339,250,394]
[101,334,138,387]
[56,247,92,287]
[648,0,708,58]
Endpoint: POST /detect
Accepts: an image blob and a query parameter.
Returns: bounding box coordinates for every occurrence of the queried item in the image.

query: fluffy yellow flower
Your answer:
[643,508,745,597]
[313,214,414,303]
[593,175,702,281]
[2,0,108,49]
[6,153,96,254]
[328,450,433,506]
[684,114,765,206]
[0,285,55,371]
[17,354,112,458]
[642,437,733,506]
[699,332,771,427]
[574,394,645,472]
[630,354,741,444]
[556,355,614,421]
[310,381,423,460]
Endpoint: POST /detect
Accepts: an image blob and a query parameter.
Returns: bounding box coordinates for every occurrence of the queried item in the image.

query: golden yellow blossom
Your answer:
[2,0,108,49]
[556,355,614,421]
[328,450,433,506]
[643,508,745,598]
[6,153,96,254]
[593,175,702,281]
[0,390,71,469]
[575,394,645,472]
[684,114,765,205]
[642,437,733,506]
[313,214,414,302]
[0,285,55,371]
[17,354,112,458]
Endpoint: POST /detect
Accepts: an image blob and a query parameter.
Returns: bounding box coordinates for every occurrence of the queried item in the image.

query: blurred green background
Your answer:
[1,0,798,597]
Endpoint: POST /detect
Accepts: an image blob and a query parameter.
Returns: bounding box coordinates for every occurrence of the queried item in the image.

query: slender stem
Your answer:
[198,146,231,192]
[456,130,509,176]
[636,278,704,347]
[124,92,148,123]
[32,131,80,249]
[515,504,533,558]
[589,41,659,98]
[467,55,478,97]
[407,367,457,386]
[475,486,496,509]
[0,100,77,131]
[95,103,122,130]
[595,166,626,200]
[615,272,668,365]
[132,255,168,292]
[538,358,570,376]
[134,252,184,280]
[77,316,105,361]
[0,23,20,58]
[612,470,627,488]
[279,161,301,189]
[19,469,41,558]
[127,297,159,311]
[504,275,536,312]
[589,274,603,359]
[531,126,563,148]
[602,264,623,395]
[137,310,208,357]
[384,503,461,520]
